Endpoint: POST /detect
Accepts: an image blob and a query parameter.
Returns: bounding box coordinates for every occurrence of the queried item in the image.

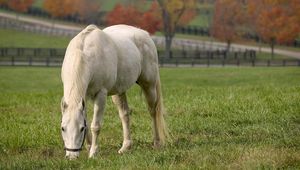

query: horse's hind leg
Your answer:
[139,81,166,148]
[112,93,132,154]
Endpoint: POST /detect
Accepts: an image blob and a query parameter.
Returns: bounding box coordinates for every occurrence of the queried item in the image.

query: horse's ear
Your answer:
[61,97,68,113]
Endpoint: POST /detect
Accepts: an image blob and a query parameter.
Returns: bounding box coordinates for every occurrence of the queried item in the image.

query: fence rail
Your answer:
[0,48,299,67]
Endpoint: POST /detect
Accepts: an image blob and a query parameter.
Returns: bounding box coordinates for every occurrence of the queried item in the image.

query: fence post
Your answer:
[252,59,255,67]
[282,60,286,66]
[267,60,270,67]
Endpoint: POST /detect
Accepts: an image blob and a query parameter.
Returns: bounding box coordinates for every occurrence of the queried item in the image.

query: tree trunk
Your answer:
[165,35,173,58]
[161,8,174,58]
[270,39,275,60]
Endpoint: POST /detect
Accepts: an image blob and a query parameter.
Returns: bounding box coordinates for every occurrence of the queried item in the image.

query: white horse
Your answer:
[61,24,168,159]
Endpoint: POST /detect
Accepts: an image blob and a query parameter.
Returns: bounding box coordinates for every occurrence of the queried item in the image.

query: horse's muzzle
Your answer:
[65,151,79,160]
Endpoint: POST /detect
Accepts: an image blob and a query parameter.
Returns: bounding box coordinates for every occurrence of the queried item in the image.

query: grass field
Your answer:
[0,29,70,48]
[0,67,299,169]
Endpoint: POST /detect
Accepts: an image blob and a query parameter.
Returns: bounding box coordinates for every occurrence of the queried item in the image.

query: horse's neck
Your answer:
[62,48,90,106]
[64,80,87,103]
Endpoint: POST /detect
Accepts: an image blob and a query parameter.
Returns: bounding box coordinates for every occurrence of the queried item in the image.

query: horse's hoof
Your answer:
[88,146,98,158]
[118,140,132,154]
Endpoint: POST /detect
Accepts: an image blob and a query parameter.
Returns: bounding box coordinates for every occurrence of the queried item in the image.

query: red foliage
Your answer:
[248,0,300,45]
[106,2,162,34]
[43,0,99,20]
[106,4,142,27]
[211,0,245,46]
[7,0,34,13]
[140,2,162,34]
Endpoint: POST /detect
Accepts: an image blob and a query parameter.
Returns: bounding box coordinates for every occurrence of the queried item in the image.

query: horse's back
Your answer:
[103,25,159,85]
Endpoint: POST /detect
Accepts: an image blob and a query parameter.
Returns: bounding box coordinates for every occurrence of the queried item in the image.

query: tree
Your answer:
[0,0,7,6]
[43,0,68,18]
[156,0,197,58]
[139,2,162,34]
[106,2,162,35]
[247,0,300,58]
[43,0,99,20]
[211,0,245,52]
[74,0,99,22]
[7,0,34,13]
[106,4,142,27]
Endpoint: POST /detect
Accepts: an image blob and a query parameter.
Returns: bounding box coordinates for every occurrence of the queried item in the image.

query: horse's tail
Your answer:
[154,75,169,145]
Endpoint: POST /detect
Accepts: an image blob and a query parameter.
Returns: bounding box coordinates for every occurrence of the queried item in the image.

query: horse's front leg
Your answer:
[89,90,107,158]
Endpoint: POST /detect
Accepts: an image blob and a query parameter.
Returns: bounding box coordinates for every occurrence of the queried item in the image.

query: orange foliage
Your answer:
[43,0,99,20]
[178,9,197,26]
[212,0,245,46]
[157,0,197,32]
[43,0,66,18]
[106,2,162,34]
[0,0,7,5]
[7,0,34,13]
[248,0,300,45]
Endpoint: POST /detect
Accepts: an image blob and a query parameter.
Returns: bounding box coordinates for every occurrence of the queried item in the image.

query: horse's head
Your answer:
[61,97,87,159]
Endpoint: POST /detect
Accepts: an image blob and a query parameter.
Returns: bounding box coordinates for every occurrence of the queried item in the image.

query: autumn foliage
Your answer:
[245,0,300,57]
[106,2,162,34]
[43,0,99,20]
[5,0,34,13]
[212,0,300,56]
[157,0,197,58]
[248,0,300,45]
[212,0,245,50]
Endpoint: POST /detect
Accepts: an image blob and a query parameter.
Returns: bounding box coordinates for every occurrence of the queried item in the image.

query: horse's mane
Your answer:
[62,25,98,106]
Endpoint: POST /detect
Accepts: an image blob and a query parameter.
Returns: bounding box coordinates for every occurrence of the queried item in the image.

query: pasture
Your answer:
[0,67,299,169]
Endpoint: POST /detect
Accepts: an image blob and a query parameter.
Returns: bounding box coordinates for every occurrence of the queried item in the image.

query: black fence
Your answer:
[0,48,65,67]
[176,26,210,36]
[0,48,299,67]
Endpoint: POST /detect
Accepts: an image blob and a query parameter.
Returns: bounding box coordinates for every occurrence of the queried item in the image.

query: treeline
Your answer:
[211,0,300,57]
[0,0,299,54]
[0,0,197,35]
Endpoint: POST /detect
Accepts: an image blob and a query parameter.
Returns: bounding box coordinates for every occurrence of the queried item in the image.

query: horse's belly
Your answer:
[108,51,141,95]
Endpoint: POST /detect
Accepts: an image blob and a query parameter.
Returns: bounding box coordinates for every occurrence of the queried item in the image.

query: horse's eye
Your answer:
[61,127,65,132]
[80,127,85,132]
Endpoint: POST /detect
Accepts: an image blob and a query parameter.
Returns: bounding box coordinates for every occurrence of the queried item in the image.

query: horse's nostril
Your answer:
[80,127,85,132]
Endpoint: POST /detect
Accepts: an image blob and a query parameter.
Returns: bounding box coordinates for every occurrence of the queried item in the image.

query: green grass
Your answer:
[0,29,70,48]
[32,0,44,8]
[0,67,299,169]
[190,14,211,27]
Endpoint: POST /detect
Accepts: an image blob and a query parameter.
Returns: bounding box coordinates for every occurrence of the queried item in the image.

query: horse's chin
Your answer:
[65,151,80,160]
